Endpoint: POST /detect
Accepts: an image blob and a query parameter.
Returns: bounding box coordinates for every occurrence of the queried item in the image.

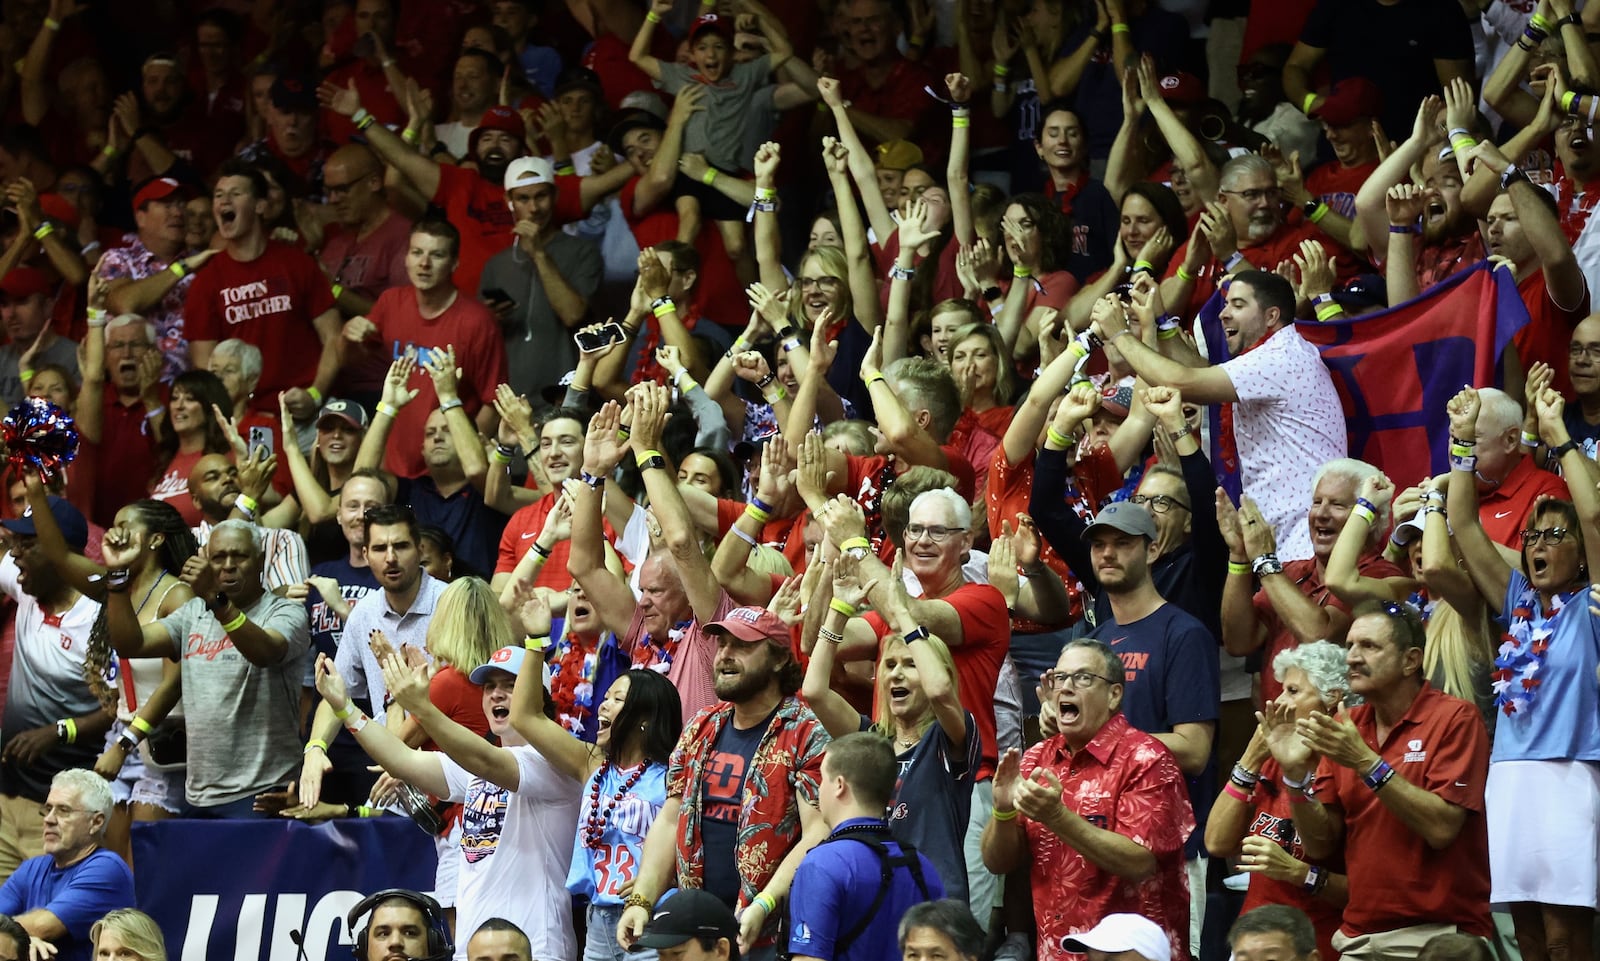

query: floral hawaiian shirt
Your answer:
[95,235,192,382]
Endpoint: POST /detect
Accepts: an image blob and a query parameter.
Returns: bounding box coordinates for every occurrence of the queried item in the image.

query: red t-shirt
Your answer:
[149,448,207,527]
[320,210,417,396]
[322,60,405,145]
[862,581,1008,778]
[1305,159,1377,219]
[1478,454,1569,549]
[495,490,620,590]
[1238,759,1345,961]
[617,176,744,330]
[1252,553,1403,703]
[836,57,938,152]
[1514,270,1588,397]
[182,240,337,402]
[1312,684,1492,938]
[368,287,508,479]
[431,164,585,295]
[1164,221,1353,318]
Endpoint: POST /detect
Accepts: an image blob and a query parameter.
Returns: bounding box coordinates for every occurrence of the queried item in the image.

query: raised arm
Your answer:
[627,0,671,81]
[1325,474,1413,605]
[946,73,975,247]
[630,384,723,622]
[423,346,489,488]
[356,355,419,471]
[818,79,897,247]
[312,653,449,797]
[568,401,641,638]
[381,648,521,789]
[318,80,442,200]
[751,143,786,290]
[634,86,704,217]
[800,560,872,738]
[1238,497,1352,646]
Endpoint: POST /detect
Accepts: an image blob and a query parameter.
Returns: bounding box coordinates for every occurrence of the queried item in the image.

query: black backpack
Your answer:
[810,822,936,956]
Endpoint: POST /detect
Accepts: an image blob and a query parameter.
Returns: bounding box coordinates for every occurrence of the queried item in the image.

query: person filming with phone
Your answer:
[478,157,603,404]
[340,218,509,481]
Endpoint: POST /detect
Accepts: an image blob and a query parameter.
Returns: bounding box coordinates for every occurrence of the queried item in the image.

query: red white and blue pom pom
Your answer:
[2,398,80,482]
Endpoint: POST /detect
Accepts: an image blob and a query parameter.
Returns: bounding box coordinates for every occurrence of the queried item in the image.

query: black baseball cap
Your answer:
[608,107,666,155]
[631,890,740,955]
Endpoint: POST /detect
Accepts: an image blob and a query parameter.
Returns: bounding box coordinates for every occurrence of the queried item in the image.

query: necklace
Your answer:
[132,572,165,617]
[582,761,647,849]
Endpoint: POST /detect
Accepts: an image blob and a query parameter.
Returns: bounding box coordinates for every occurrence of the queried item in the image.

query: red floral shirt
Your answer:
[666,696,828,941]
[1020,713,1195,961]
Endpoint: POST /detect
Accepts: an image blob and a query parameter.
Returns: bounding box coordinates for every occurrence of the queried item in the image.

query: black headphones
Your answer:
[347,889,454,961]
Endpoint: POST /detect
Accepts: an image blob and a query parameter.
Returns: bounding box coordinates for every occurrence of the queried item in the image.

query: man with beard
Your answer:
[98,178,214,383]
[1376,153,1483,305]
[93,316,165,525]
[616,604,828,955]
[569,388,735,720]
[982,639,1195,961]
[183,161,341,423]
[1092,271,1343,561]
[188,453,310,592]
[105,519,311,817]
[340,219,507,480]
[1161,155,1346,318]
[239,77,337,200]
[1464,143,1590,399]
[477,158,601,402]
[117,54,185,183]
[1236,45,1319,163]
[299,504,446,808]
[1220,459,1410,706]
[1034,103,1119,284]
[1288,602,1493,958]
[319,82,631,294]
[292,470,390,806]
[0,498,105,880]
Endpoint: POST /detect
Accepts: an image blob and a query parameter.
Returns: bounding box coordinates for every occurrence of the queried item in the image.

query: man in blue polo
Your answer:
[788,732,942,961]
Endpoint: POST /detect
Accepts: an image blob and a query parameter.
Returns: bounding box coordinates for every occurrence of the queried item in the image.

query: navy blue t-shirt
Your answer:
[859,712,980,904]
[396,475,507,578]
[700,712,771,906]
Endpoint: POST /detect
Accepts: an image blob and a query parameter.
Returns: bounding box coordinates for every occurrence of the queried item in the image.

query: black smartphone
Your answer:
[574,321,627,353]
[482,287,516,308]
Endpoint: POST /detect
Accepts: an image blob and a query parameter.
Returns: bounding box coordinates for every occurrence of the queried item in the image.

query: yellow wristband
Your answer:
[1012,265,1032,278]
[401,127,419,145]
[701,168,718,186]
[1110,22,1130,33]
[745,503,772,523]
[1301,92,1318,114]
[221,611,248,633]
[102,144,117,158]
[636,448,664,466]
[305,739,329,754]
[653,301,676,318]
[1046,427,1073,448]
[32,223,54,241]
[19,369,35,383]
[331,283,344,300]
[991,806,1019,821]
[646,9,661,22]
[306,386,323,404]
[235,493,259,515]
[829,598,860,618]
[130,716,154,735]
[1177,264,1196,282]
[43,16,61,30]
[333,702,355,720]
[1227,561,1249,575]
[168,260,186,278]
[62,718,77,744]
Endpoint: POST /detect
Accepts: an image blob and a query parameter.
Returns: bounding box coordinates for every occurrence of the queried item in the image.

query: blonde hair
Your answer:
[870,633,961,740]
[949,322,1016,406]
[788,246,855,328]
[1424,599,1495,709]
[426,577,511,671]
[90,910,167,961]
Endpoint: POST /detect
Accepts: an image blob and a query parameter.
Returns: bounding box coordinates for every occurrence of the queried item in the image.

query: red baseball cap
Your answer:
[467,105,528,158]
[132,176,186,213]
[1157,72,1204,107]
[690,13,735,42]
[0,266,57,301]
[706,606,790,646]
[1311,77,1383,127]
[36,193,79,229]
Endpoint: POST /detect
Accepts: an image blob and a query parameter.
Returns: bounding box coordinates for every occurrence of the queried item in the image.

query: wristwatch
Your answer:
[55,720,69,743]
[637,454,667,472]
[1301,199,1322,219]
[209,591,230,612]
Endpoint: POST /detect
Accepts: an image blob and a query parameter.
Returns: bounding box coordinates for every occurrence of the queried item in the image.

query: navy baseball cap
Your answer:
[2,496,88,551]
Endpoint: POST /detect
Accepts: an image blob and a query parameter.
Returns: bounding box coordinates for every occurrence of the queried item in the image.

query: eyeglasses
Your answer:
[1569,344,1600,361]
[798,276,842,290]
[1220,187,1280,203]
[1042,670,1115,691]
[905,524,958,543]
[323,172,377,197]
[1521,527,1570,546]
[1130,493,1190,514]
[40,804,83,819]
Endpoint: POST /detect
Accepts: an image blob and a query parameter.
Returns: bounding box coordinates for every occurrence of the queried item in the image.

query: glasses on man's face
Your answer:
[40,804,82,819]
[1569,344,1600,361]
[1221,186,1280,204]
[323,173,375,198]
[905,524,958,544]
[1130,493,1190,514]
[1521,527,1570,547]
[1042,670,1115,691]
[799,276,842,291]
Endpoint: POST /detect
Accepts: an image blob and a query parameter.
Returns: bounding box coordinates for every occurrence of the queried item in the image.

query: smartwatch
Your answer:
[637,454,668,472]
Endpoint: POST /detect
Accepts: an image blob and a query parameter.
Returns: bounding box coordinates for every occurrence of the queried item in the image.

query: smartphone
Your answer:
[482,287,516,309]
[247,426,274,461]
[574,321,627,353]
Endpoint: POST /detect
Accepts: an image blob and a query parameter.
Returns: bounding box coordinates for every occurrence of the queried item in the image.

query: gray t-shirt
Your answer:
[159,592,311,807]
[0,337,81,408]
[657,56,772,174]
[478,235,603,400]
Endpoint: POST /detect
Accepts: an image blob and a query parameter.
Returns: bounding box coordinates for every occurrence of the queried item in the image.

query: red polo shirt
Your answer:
[1020,713,1195,961]
[1252,553,1404,704]
[1311,683,1492,938]
[1478,455,1568,550]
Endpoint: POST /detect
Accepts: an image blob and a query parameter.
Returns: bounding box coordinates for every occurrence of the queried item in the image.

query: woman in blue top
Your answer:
[503,582,683,961]
[799,552,980,903]
[1447,385,1600,961]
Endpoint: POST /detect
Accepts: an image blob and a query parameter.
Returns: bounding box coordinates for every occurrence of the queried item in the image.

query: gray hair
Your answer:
[212,339,263,387]
[908,487,971,532]
[52,768,113,827]
[106,313,157,344]
[1475,387,1522,441]
[1061,638,1125,686]
[1312,458,1388,536]
[1220,154,1276,191]
[1271,640,1348,707]
[898,900,986,960]
[209,519,264,557]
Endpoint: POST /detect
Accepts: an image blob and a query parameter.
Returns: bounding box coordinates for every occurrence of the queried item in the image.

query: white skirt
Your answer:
[1487,759,1600,907]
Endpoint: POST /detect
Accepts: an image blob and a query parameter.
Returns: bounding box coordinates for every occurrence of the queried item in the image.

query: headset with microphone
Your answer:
[346,889,454,961]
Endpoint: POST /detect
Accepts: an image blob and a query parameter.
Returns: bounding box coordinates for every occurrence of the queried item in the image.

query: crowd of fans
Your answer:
[0,0,1596,960]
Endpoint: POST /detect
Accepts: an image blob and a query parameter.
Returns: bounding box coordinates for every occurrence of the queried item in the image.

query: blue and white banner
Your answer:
[132,818,439,961]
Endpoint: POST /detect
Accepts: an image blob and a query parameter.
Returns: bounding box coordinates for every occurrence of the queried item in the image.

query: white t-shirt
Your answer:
[442,744,582,961]
[1221,325,1346,562]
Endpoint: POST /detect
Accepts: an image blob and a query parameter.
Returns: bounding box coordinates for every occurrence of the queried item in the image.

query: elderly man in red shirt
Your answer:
[822,0,935,151]
[1453,387,1568,550]
[982,638,1194,961]
[1285,601,1492,961]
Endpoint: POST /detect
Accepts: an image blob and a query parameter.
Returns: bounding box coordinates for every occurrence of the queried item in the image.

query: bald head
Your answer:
[188,454,242,521]
[325,144,385,226]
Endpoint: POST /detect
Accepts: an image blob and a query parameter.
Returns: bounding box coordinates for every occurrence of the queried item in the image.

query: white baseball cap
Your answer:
[504,157,556,192]
[1061,915,1171,961]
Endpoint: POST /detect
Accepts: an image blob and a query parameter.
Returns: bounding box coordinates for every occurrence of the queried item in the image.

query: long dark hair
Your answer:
[906,164,956,317]
[1006,192,1071,275]
[160,369,233,461]
[609,669,683,766]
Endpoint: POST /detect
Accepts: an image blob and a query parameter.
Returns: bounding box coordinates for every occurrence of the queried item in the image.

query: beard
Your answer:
[1245,213,1279,242]
[714,662,772,702]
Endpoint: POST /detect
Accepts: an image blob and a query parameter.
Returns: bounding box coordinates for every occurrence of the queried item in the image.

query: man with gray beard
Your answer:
[1161,154,1350,318]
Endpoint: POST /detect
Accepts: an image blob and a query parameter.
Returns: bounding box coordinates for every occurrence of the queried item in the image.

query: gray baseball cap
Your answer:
[1081,501,1158,541]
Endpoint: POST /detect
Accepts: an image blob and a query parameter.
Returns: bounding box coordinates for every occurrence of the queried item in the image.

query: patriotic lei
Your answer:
[1493,582,1577,716]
